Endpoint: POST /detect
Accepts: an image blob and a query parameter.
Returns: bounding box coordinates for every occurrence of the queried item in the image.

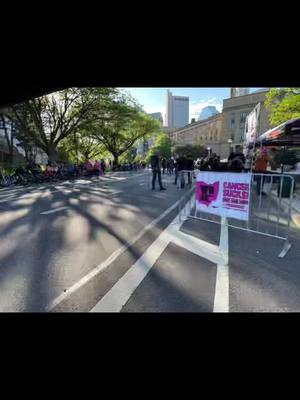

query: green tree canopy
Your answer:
[8,87,116,161]
[265,88,300,126]
[88,92,159,166]
[173,144,207,159]
[58,133,108,163]
[145,132,172,162]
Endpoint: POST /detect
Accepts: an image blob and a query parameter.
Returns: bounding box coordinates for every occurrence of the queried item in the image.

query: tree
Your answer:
[145,131,172,162]
[265,88,300,126]
[173,144,208,159]
[0,115,14,164]
[89,92,159,167]
[58,133,107,163]
[120,147,137,164]
[9,87,116,162]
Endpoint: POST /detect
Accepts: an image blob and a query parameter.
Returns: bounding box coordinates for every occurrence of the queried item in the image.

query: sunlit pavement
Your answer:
[0,170,189,311]
[0,170,300,312]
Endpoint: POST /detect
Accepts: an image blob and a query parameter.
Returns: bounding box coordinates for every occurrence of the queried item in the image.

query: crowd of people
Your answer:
[42,159,108,179]
[150,147,277,192]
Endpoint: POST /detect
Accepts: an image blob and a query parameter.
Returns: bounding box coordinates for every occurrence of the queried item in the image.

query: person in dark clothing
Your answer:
[151,153,166,191]
[161,158,167,174]
[166,159,171,175]
[209,153,220,171]
[185,155,194,184]
[228,149,245,172]
[174,156,186,187]
[200,157,210,171]
[228,151,236,163]
[167,158,174,175]
[100,159,106,174]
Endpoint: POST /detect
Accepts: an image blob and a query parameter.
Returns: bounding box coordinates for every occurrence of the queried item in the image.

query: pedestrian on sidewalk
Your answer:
[151,151,166,191]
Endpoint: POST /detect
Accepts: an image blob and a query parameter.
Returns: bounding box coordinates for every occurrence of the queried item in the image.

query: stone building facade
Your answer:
[171,89,272,159]
[170,113,224,155]
[222,90,271,157]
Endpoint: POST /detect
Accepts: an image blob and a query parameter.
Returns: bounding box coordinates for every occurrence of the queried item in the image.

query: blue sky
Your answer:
[119,88,262,124]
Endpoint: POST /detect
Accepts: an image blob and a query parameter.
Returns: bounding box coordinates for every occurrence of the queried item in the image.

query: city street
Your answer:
[0,170,300,312]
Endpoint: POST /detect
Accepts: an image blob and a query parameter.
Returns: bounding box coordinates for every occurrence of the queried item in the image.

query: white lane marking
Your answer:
[219,217,229,265]
[90,202,190,312]
[170,229,225,265]
[91,196,224,312]
[40,206,69,215]
[91,231,171,312]
[213,264,229,312]
[213,217,229,312]
[110,191,123,196]
[139,183,146,186]
[45,187,194,311]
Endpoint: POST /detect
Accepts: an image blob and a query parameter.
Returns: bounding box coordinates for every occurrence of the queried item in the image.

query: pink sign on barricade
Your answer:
[196,172,251,221]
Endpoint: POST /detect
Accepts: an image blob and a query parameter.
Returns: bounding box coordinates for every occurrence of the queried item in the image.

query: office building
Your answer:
[166,90,189,128]
[198,106,220,121]
[230,88,250,98]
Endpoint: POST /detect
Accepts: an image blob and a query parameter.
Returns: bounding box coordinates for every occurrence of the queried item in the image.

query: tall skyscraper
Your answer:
[230,88,250,98]
[166,90,189,128]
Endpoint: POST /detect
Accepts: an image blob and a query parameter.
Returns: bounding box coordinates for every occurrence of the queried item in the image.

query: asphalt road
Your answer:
[1,170,300,312]
[0,170,190,311]
[92,180,300,313]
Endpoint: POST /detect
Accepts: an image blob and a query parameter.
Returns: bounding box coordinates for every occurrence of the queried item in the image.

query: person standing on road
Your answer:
[254,147,270,196]
[101,159,106,175]
[174,155,186,187]
[151,151,166,191]
[161,158,167,174]
[185,154,194,184]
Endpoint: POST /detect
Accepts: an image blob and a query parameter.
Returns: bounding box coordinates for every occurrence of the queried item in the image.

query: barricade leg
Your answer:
[278,240,291,259]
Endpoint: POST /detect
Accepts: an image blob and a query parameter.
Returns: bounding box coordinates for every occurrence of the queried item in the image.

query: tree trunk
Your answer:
[112,153,119,170]
[2,117,14,165]
[46,144,59,163]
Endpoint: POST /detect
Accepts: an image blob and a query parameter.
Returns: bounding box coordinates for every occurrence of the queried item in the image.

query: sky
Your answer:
[119,88,262,125]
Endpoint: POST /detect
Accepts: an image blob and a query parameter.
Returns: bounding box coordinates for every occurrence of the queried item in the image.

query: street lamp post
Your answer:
[227,139,233,158]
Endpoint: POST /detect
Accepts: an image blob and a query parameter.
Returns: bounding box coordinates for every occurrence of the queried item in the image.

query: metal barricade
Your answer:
[178,172,295,258]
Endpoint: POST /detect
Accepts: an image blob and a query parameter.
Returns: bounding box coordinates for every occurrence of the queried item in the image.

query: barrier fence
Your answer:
[178,171,295,259]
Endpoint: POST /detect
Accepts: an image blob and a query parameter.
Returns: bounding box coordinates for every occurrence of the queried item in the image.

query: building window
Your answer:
[240,112,247,128]
[230,113,235,130]
[240,127,245,141]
